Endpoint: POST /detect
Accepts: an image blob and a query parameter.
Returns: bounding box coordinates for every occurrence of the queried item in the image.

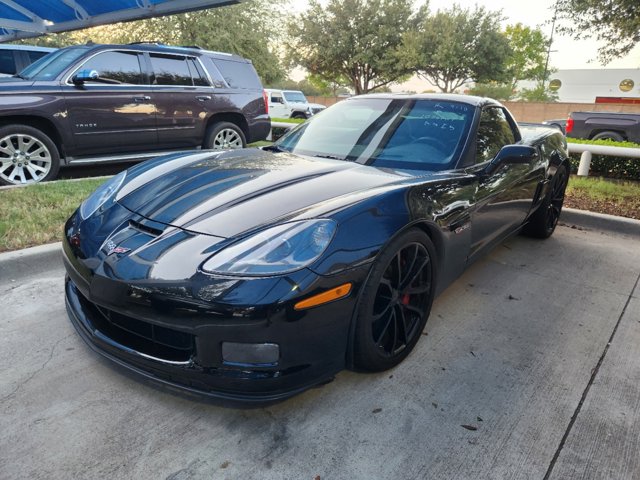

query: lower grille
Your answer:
[76,290,194,362]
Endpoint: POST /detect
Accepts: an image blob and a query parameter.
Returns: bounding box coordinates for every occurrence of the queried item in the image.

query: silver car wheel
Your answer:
[212,128,244,150]
[0,133,52,185]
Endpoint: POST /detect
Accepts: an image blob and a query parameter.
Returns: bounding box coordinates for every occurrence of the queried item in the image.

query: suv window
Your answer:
[27,50,50,64]
[0,50,15,75]
[212,58,261,89]
[78,51,143,84]
[187,59,208,86]
[150,54,193,86]
[476,107,516,164]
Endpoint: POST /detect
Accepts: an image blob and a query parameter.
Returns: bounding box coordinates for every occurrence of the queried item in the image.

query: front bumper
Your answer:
[63,243,370,404]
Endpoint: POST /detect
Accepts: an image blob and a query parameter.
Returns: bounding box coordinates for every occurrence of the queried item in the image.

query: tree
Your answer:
[468,83,515,101]
[554,0,640,61]
[21,1,288,84]
[287,0,417,95]
[504,24,550,89]
[517,85,559,102]
[402,6,512,93]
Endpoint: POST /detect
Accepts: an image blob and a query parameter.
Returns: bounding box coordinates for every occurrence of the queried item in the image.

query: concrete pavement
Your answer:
[1,224,639,479]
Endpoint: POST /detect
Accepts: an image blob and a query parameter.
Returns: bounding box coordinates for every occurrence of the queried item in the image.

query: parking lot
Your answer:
[1,224,639,480]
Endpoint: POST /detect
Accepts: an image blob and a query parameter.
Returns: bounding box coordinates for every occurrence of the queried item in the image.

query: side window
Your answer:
[0,50,16,75]
[187,59,208,86]
[271,93,284,104]
[149,54,192,86]
[213,58,262,89]
[27,50,50,64]
[476,107,516,164]
[77,51,143,84]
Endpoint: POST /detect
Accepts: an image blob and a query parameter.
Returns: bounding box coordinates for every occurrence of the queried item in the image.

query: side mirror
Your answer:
[72,69,99,85]
[483,145,536,176]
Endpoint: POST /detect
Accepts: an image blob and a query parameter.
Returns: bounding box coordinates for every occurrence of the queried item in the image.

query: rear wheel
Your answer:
[591,131,624,142]
[203,122,246,150]
[291,112,308,120]
[352,229,437,372]
[523,164,568,239]
[0,125,60,185]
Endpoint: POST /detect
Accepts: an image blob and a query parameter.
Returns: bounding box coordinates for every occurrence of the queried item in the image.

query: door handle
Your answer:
[133,96,151,103]
[196,95,212,102]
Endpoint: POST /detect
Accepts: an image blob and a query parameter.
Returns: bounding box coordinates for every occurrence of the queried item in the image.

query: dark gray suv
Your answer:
[0,43,270,185]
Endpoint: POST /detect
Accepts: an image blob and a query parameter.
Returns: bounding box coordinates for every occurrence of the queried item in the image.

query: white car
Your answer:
[265,89,326,119]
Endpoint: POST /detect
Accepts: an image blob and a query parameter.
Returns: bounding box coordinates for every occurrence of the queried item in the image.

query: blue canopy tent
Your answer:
[0,0,243,42]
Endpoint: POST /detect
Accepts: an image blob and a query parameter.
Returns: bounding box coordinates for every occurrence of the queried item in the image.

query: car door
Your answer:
[148,53,211,149]
[268,91,288,118]
[62,50,157,157]
[468,107,541,260]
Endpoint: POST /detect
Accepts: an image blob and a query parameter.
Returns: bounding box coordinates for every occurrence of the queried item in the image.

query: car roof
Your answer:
[353,92,501,108]
[0,44,56,52]
[69,43,249,62]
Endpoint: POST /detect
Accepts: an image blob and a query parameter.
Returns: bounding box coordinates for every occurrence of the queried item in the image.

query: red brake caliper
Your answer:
[401,294,411,305]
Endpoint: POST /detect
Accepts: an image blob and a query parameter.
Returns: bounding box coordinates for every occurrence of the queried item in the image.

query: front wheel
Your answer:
[523,164,569,239]
[0,125,60,186]
[352,229,437,372]
[203,122,246,150]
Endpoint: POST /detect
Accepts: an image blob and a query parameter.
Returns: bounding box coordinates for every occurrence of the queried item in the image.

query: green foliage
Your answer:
[287,0,416,94]
[402,5,511,93]
[517,85,559,102]
[554,0,640,61]
[567,138,640,149]
[503,24,550,88]
[21,1,288,84]
[567,137,640,180]
[468,83,514,101]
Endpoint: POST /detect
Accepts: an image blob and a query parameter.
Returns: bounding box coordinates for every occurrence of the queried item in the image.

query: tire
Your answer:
[203,122,246,150]
[291,112,308,120]
[352,228,437,372]
[591,131,624,142]
[523,164,569,239]
[0,125,60,186]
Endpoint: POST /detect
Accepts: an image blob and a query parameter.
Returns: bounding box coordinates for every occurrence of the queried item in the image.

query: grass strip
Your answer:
[0,178,106,252]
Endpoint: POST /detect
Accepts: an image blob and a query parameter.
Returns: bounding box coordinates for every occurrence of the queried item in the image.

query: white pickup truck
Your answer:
[265,89,326,119]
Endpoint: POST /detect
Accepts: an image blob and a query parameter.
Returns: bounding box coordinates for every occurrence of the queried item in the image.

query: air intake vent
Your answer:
[129,219,164,237]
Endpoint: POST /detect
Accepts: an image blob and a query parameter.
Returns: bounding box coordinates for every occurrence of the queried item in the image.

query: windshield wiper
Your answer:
[12,73,26,80]
[314,154,345,160]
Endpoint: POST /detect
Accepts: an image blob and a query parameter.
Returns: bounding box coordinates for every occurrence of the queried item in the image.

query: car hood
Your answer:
[116,148,414,238]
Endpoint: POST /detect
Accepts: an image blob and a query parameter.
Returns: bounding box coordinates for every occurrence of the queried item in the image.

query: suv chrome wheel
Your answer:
[212,128,244,150]
[0,133,53,185]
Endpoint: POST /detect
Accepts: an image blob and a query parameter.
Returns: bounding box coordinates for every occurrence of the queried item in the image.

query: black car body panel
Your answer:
[63,94,570,403]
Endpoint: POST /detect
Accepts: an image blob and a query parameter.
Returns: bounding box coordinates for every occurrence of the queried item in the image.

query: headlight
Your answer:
[80,171,126,219]
[202,219,336,276]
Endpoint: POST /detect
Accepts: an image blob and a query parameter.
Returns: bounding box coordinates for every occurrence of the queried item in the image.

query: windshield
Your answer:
[283,91,308,103]
[19,47,89,80]
[274,98,474,171]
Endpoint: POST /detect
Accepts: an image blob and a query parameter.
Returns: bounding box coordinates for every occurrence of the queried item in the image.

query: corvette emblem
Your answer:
[105,240,130,256]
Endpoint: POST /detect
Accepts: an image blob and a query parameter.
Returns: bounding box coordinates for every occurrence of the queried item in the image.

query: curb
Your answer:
[560,208,640,238]
[0,209,638,281]
[0,242,63,283]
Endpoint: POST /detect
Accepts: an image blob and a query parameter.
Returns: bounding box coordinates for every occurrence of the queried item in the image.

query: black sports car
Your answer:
[63,94,569,403]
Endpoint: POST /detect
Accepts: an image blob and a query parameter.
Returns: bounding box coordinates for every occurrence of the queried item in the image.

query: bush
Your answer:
[567,138,640,180]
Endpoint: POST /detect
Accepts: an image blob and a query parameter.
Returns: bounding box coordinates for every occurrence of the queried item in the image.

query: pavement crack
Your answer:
[542,271,640,480]
[0,334,73,404]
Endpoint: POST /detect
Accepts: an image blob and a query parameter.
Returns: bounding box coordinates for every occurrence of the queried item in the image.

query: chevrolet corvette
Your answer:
[63,94,569,403]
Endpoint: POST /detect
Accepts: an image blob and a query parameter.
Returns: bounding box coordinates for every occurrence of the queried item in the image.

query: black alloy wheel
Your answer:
[353,229,437,371]
[523,164,569,239]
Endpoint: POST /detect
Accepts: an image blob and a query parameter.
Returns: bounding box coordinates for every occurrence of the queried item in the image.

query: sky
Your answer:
[289,0,640,91]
